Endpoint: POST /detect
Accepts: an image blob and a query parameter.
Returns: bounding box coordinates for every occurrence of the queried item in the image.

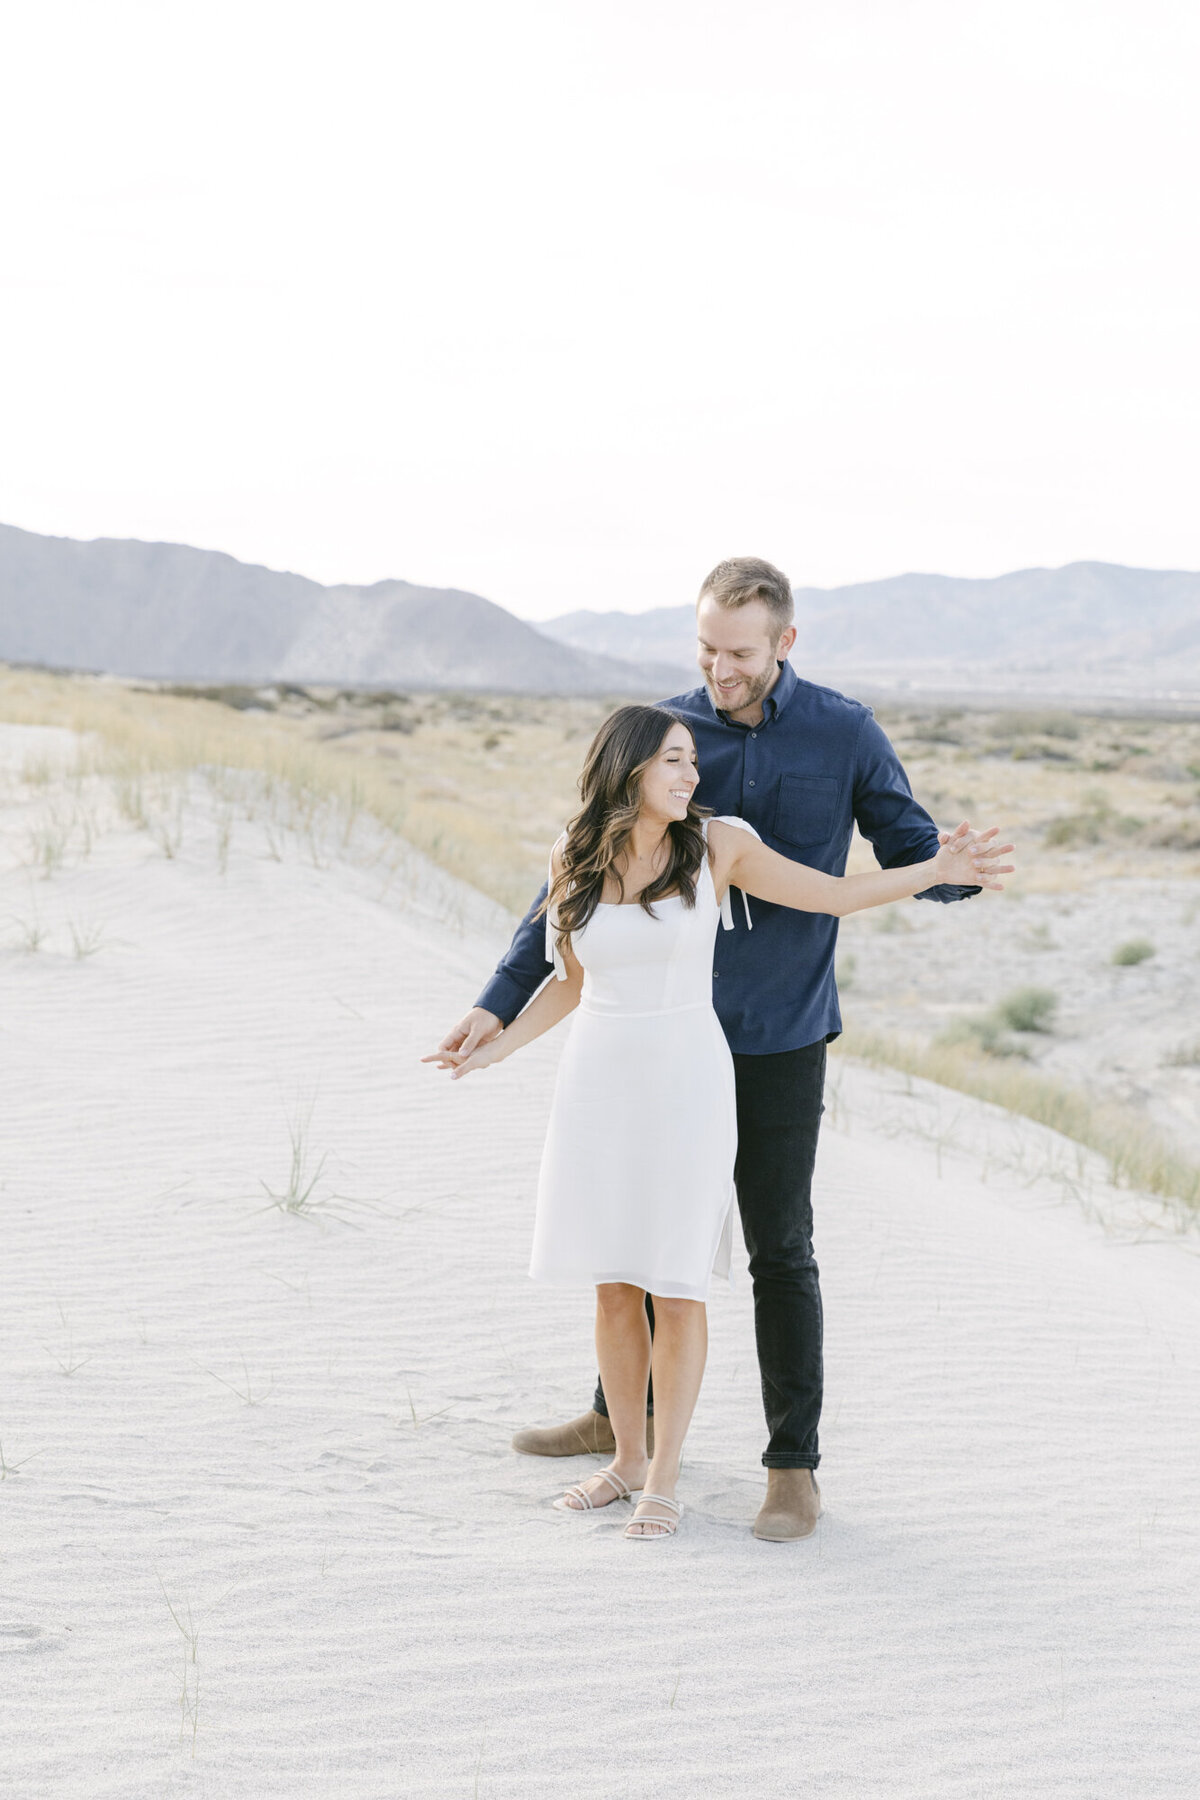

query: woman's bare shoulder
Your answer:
[704,816,753,876]
[705,816,760,851]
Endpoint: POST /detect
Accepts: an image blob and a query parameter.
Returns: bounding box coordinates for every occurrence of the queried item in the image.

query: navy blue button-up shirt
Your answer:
[475,662,978,1055]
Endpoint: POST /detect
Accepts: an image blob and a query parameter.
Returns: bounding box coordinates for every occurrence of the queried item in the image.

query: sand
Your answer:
[2,722,1198,1798]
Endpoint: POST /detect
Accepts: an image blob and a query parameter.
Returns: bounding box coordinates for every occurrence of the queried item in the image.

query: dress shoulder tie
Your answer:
[706,814,760,933]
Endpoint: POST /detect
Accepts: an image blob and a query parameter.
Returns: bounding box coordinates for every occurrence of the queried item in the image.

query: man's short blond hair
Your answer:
[697,557,794,635]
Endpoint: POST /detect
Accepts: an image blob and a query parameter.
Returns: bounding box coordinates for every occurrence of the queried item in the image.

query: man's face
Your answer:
[696,596,793,717]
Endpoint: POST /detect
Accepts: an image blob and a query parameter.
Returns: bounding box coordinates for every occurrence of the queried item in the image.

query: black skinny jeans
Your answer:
[593,1040,826,1469]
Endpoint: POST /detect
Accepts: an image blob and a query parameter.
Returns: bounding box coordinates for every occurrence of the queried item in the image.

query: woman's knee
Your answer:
[596,1281,646,1317]
[648,1295,705,1327]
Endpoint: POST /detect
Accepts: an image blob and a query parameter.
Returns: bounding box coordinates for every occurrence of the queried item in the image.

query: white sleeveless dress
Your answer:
[528,818,757,1302]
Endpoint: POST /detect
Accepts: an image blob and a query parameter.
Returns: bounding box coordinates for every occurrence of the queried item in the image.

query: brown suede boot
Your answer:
[510,1409,654,1458]
[753,1469,822,1541]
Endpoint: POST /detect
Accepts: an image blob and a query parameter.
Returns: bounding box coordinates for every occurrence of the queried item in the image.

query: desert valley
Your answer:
[2,654,1198,1794]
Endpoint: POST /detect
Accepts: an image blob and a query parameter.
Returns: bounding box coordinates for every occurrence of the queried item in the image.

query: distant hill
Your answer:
[0,523,690,695]
[541,563,1200,701]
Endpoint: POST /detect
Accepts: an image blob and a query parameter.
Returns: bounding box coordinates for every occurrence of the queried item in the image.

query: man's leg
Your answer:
[733,1042,826,1530]
[511,1297,655,1456]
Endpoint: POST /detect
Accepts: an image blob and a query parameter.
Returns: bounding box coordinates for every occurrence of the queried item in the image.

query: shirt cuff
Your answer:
[475,970,541,1026]
[914,882,983,903]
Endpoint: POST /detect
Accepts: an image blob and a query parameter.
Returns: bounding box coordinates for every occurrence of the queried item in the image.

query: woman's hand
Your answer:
[427,1006,503,1062]
[423,1035,508,1081]
[932,822,1016,891]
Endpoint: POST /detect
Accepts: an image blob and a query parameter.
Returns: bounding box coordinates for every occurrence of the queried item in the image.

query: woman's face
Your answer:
[638,722,699,823]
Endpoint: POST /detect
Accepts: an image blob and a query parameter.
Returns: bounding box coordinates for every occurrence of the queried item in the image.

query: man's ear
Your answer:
[777,624,797,661]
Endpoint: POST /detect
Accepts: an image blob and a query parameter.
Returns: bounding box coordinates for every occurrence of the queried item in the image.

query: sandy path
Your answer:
[2,726,1197,1798]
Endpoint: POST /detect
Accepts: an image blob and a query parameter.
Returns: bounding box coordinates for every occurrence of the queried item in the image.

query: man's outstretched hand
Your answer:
[934,823,1015,891]
[421,1006,503,1070]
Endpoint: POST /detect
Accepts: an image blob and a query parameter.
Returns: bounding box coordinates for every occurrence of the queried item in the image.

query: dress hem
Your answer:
[528,1266,731,1302]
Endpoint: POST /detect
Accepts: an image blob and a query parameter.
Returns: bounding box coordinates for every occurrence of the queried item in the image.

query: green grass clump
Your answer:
[1044,804,1142,847]
[1112,938,1155,966]
[990,711,1081,742]
[938,984,1059,1059]
[994,986,1058,1032]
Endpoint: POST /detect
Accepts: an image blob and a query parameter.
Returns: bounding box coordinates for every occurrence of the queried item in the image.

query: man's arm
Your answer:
[475,880,555,1020]
[437,869,560,1058]
[435,882,554,1056]
[852,710,981,904]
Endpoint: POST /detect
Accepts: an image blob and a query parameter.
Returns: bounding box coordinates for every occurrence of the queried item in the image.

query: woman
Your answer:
[425,706,1013,1540]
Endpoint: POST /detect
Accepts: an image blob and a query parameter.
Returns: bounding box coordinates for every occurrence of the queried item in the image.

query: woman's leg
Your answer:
[592,1290,655,1423]
[628,1295,707,1535]
[559,1282,651,1508]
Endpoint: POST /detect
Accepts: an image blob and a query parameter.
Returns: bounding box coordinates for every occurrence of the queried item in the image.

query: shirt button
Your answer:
[751,732,757,739]
[713,971,720,978]
[748,780,755,787]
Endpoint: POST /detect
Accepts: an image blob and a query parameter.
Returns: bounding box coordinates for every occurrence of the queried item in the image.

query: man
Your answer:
[436,557,979,1540]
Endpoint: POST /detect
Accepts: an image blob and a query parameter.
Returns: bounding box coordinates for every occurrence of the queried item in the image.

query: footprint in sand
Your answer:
[0,1625,59,1655]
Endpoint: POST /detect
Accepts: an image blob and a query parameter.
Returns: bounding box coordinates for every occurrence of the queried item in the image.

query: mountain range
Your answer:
[3,523,1199,700]
[542,563,1200,696]
[0,523,687,695]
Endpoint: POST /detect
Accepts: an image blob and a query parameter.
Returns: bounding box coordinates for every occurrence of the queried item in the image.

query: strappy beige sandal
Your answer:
[552,1466,634,1512]
[623,1494,681,1539]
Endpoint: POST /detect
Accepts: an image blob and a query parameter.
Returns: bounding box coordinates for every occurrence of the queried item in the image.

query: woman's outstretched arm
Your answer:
[423,952,583,1079]
[423,842,584,1079]
[708,819,1014,920]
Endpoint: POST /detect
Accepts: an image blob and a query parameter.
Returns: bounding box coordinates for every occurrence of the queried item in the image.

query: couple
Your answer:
[427,557,1012,1542]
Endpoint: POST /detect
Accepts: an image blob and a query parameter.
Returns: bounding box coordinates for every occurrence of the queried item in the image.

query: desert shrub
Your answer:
[994,986,1058,1032]
[989,710,1081,743]
[1033,712,1082,740]
[1112,938,1155,966]
[1164,1041,1200,1067]
[909,711,965,745]
[1143,817,1200,851]
[1010,743,1077,763]
[937,985,1057,1057]
[161,683,278,711]
[1044,809,1108,847]
[937,1014,1026,1059]
[1141,758,1192,782]
[1044,804,1142,846]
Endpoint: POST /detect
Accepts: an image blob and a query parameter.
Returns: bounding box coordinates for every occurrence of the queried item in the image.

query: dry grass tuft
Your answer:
[0,665,622,911]
[836,1028,1200,1213]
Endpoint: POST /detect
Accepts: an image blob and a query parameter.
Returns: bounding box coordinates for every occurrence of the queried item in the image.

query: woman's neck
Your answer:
[624,816,670,867]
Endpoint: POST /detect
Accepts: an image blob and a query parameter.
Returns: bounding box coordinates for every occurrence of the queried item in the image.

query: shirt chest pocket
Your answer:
[773,773,841,849]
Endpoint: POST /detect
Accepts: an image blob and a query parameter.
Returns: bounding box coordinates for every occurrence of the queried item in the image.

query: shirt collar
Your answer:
[763,659,798,720]
[714,658,799,727]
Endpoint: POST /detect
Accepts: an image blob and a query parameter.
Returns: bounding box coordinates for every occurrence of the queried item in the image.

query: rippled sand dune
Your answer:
[2,723,1197,1799]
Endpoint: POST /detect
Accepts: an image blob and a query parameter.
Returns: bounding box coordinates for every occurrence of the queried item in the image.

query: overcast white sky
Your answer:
[2,0,1197,619]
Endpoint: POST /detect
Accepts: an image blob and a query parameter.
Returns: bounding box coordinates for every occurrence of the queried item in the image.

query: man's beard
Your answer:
[704,661,778,714]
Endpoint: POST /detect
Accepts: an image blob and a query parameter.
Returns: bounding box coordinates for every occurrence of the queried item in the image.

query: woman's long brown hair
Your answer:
[537,705,709,961]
